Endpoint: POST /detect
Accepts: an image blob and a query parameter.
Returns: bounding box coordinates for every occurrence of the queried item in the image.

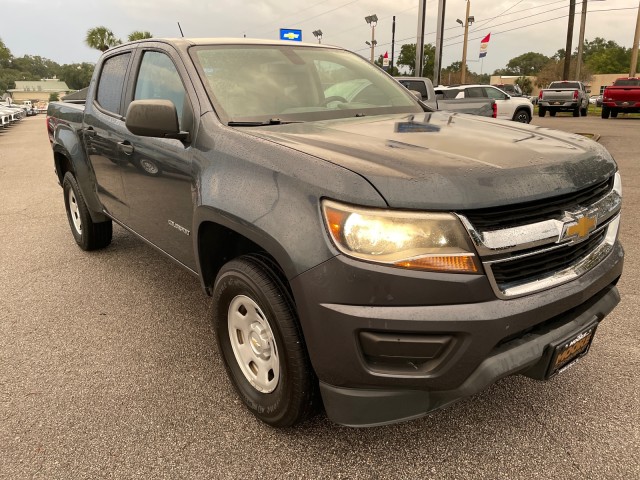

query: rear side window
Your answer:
[399,80,428,99]
[96,53,131,115]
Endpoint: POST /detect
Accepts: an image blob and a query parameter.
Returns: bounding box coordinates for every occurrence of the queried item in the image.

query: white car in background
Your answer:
[435,84,534,123]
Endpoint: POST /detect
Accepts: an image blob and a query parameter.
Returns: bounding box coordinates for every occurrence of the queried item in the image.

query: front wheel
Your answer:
[62,172,112,250]
[212,255,317,427]
[513,109,531,123]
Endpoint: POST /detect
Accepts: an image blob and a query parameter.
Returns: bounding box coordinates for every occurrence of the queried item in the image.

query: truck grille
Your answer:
[489,231,606,288]
[462,177,613,230]
[457,174,621,299]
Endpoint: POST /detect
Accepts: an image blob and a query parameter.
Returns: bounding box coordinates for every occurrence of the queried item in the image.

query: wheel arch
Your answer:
[194,207,301,297]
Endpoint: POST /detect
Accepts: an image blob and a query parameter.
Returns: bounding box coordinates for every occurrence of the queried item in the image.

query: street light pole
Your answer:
[461,0,471,84]
[416,0,427,77]
[365,15,378,63]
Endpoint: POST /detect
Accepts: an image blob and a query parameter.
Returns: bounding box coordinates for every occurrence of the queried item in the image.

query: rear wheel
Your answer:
[573,107,580,117]
[549,110,556,117]
[611,110,618,118]
[538,107,546,117]
[212,255,317,427]
[62,172,112,251]
[581,106,588,116]
[602,106,610,119]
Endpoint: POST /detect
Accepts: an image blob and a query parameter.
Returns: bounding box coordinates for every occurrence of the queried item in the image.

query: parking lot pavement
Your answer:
[1,115,638,479]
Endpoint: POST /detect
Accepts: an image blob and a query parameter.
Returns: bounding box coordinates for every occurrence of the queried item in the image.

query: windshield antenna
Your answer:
[177,22,185,38]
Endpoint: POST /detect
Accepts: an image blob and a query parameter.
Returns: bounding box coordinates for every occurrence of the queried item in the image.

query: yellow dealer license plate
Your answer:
[546,324,597,378]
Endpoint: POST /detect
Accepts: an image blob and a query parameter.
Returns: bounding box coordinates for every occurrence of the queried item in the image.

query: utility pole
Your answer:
[416,0,427,77]
[391,16,396,74]
[460,1,471,84]
[576,0,588,80]
[631,0,640,77]
[434,0,447,85]
[564,0,577,79]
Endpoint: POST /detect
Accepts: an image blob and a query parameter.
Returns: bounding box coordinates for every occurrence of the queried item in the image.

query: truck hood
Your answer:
[247,112,616,210]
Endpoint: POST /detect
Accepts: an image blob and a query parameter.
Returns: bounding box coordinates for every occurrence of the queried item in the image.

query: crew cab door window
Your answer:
[465,87,485,98]
[134,51,190,130]
[484,87,507,100]
[96,53,131,115]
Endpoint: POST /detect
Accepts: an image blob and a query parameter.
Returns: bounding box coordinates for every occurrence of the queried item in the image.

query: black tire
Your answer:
[513,109,531,123]
[212,255,317,427]
[538,107,546,117]
[611,110,618,118]
[602,106,610,119]
[134,157,162,177]
[62,172,112,251]
[573,107,580,117]
[581,106,588,116]
[549,110,557,117]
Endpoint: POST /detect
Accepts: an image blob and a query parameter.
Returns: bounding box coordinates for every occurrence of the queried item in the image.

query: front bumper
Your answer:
[290,242,623,426]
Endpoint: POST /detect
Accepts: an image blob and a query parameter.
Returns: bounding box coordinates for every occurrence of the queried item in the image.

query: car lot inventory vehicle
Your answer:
[434,84,533,123]
[538,80,590,117]
[395,77,496,118]
[47,38,623,427]
[601,77,640,118]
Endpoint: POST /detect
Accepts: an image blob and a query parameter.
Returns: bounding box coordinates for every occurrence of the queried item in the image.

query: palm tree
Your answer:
[128,31,153,42]
[85,26,120,52]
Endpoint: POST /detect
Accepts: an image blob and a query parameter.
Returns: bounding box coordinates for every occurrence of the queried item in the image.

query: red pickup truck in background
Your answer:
[601,77,640,119]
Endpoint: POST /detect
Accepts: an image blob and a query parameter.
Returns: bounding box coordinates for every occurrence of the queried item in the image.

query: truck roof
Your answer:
[118,37,343,50]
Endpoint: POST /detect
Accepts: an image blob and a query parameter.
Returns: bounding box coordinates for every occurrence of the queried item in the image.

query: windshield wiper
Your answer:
[228,118,304,127]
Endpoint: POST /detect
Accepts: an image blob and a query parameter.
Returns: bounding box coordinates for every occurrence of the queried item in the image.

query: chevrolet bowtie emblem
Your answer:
[565,215,597,239]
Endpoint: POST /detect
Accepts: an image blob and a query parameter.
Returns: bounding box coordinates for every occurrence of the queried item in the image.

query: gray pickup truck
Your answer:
[538,80,590,117]
[396,77,496,118]
[47,38,623,428]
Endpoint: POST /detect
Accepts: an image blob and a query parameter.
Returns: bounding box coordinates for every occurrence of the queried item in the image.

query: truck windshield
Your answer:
[191,44,422,124]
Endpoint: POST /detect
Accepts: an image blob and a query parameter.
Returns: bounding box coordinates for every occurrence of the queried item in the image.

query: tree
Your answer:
[396,43,436,78]
[505,52,549,76]
[0,37,11,68]
[49,92,59,101]
[85,26,120,52]
[128,31,153,42]
[515,76,533,95]
[60,63,95,90]
[11,55,60,80]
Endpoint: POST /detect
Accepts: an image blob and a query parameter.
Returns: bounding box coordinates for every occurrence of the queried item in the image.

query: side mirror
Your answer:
[408,90,423,100]
[125,99,188,140]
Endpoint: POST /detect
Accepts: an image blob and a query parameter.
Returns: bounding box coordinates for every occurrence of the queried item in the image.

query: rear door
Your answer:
[83,51,134,221]
[481,86,511,120]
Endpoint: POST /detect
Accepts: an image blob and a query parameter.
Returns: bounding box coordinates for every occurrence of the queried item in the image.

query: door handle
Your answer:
[118,141,134,155]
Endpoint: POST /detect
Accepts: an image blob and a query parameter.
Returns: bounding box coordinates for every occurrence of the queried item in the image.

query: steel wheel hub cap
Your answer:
[68,189,82,234]
[228,295,280,393]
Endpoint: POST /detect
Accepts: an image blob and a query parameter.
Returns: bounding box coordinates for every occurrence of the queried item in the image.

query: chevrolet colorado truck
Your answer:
[395,77,496,118]
[601,77,640,118]
[538,80,590,117]
[47,38,623,428]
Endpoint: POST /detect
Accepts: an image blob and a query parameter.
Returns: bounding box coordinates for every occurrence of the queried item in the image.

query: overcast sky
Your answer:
[3,0,638,74]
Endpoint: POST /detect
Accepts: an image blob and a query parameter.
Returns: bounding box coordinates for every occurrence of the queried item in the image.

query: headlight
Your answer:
[322,199,481,273]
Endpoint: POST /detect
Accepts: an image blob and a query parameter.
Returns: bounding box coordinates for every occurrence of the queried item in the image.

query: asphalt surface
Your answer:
[1,114,638,479]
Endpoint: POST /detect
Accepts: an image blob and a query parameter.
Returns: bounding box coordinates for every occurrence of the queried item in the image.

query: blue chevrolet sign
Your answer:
[280,29,302,42]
